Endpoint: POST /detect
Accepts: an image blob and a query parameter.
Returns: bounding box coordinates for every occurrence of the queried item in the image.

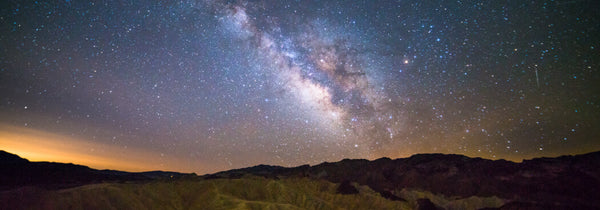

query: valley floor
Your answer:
[0,176,504,210]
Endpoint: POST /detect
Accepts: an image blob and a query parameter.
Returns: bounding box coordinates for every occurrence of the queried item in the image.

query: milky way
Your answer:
[216,2,405,153]
[1,0,599,173]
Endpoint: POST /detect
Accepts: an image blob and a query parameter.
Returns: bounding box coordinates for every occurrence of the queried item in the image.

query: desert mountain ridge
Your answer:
[1,150,599,209]
[0,150,195,191]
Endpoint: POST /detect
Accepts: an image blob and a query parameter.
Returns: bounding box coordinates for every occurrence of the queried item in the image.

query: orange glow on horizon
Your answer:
[0,124,186,172]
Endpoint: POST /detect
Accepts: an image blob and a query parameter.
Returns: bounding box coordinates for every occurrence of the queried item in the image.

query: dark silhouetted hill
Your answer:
[0,150,195,191]
[205,152,600,209]
[2,150,599,209]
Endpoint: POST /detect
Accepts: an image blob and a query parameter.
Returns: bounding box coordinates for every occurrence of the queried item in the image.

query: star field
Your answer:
[1,0,599,173]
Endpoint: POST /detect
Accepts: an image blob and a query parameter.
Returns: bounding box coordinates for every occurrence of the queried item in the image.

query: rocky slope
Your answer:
[206,152,600,209]
[1,150,599,209]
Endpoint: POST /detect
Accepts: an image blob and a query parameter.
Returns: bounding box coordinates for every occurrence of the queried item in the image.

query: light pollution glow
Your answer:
[0,124,200,173]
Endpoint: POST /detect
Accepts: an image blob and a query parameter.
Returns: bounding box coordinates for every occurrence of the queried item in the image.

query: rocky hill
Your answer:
[0,150,195,191]
[1,150,599,209]
[206,152,600,209]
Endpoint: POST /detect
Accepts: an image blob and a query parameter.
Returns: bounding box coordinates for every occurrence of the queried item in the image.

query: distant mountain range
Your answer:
[207,152,600,209]
[1,150,599,209]
[0,150,195,191]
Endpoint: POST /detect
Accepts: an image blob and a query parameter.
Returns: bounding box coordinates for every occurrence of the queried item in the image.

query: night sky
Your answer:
[1,0,599,174]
